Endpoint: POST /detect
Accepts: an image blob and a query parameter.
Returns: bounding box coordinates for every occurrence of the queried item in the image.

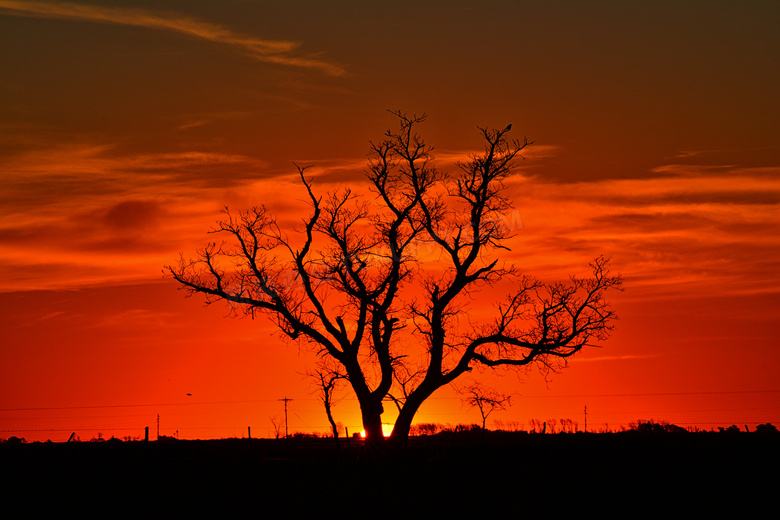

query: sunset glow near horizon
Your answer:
[2,1,779,442]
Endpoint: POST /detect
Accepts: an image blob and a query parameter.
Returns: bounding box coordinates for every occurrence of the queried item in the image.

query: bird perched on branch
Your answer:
[505,123,512,132]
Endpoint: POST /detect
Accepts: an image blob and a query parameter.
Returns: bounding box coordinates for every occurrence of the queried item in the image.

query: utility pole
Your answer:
[584,405,588,433]
[279,397,293,438]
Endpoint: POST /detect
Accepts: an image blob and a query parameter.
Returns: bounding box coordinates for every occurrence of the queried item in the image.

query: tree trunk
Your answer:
[324,400,340,450]
[389,389,431,446]
[359,399,385,443]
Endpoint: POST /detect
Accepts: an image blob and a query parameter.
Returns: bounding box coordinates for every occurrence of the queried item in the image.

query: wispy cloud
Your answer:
[292,144,561,185]
[0,0,345,76]
[434,144,560,169]
[573,354,658,363]
[0,140,318,292]
[505,162,780,299]
[2,136,778,302]
[88,308,182,330]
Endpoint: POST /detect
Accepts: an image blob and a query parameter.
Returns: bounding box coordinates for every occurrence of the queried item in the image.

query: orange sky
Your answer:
[2,0,779,441]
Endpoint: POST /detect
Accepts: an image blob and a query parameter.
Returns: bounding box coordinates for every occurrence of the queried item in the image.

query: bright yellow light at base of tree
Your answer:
[360,424,394,438]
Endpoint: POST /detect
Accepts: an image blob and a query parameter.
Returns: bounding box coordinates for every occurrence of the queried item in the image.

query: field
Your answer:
[3,430,777,516]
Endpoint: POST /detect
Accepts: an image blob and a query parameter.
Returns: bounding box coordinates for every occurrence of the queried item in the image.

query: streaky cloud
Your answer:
[0,0,345,76]
[574,354,657,363]
[435,144,560,166]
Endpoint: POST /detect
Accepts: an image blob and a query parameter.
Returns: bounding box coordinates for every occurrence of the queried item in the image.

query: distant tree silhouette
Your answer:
[559,418,578,433]
[269,415,283,439]
[461,385,511,443]
[629,419,687,433]
[309,359,346,448]
[755,423,778,434]
[167,111,623,445]
[410,422,440,436]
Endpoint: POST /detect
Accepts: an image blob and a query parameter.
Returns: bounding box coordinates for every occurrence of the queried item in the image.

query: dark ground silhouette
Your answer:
[3,430,777,516]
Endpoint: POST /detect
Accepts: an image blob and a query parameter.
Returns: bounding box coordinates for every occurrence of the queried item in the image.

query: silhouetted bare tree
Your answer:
[309,359,346,448]
[166,111,623,445]
[462,385,511,445]
[268,414,283,439]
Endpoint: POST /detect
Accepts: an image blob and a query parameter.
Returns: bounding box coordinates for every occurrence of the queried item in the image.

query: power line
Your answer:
[515,389,780,399]
[4,388,778,412]
[0,398,292,412]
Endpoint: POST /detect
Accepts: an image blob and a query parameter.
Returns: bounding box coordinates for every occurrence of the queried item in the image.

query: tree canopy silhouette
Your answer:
[166,111,623,444]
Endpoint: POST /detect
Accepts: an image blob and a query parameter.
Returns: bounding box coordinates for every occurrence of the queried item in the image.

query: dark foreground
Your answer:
[3,431,778,517]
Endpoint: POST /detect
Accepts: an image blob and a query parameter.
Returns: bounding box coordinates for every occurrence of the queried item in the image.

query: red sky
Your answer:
[2,0,779,441]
